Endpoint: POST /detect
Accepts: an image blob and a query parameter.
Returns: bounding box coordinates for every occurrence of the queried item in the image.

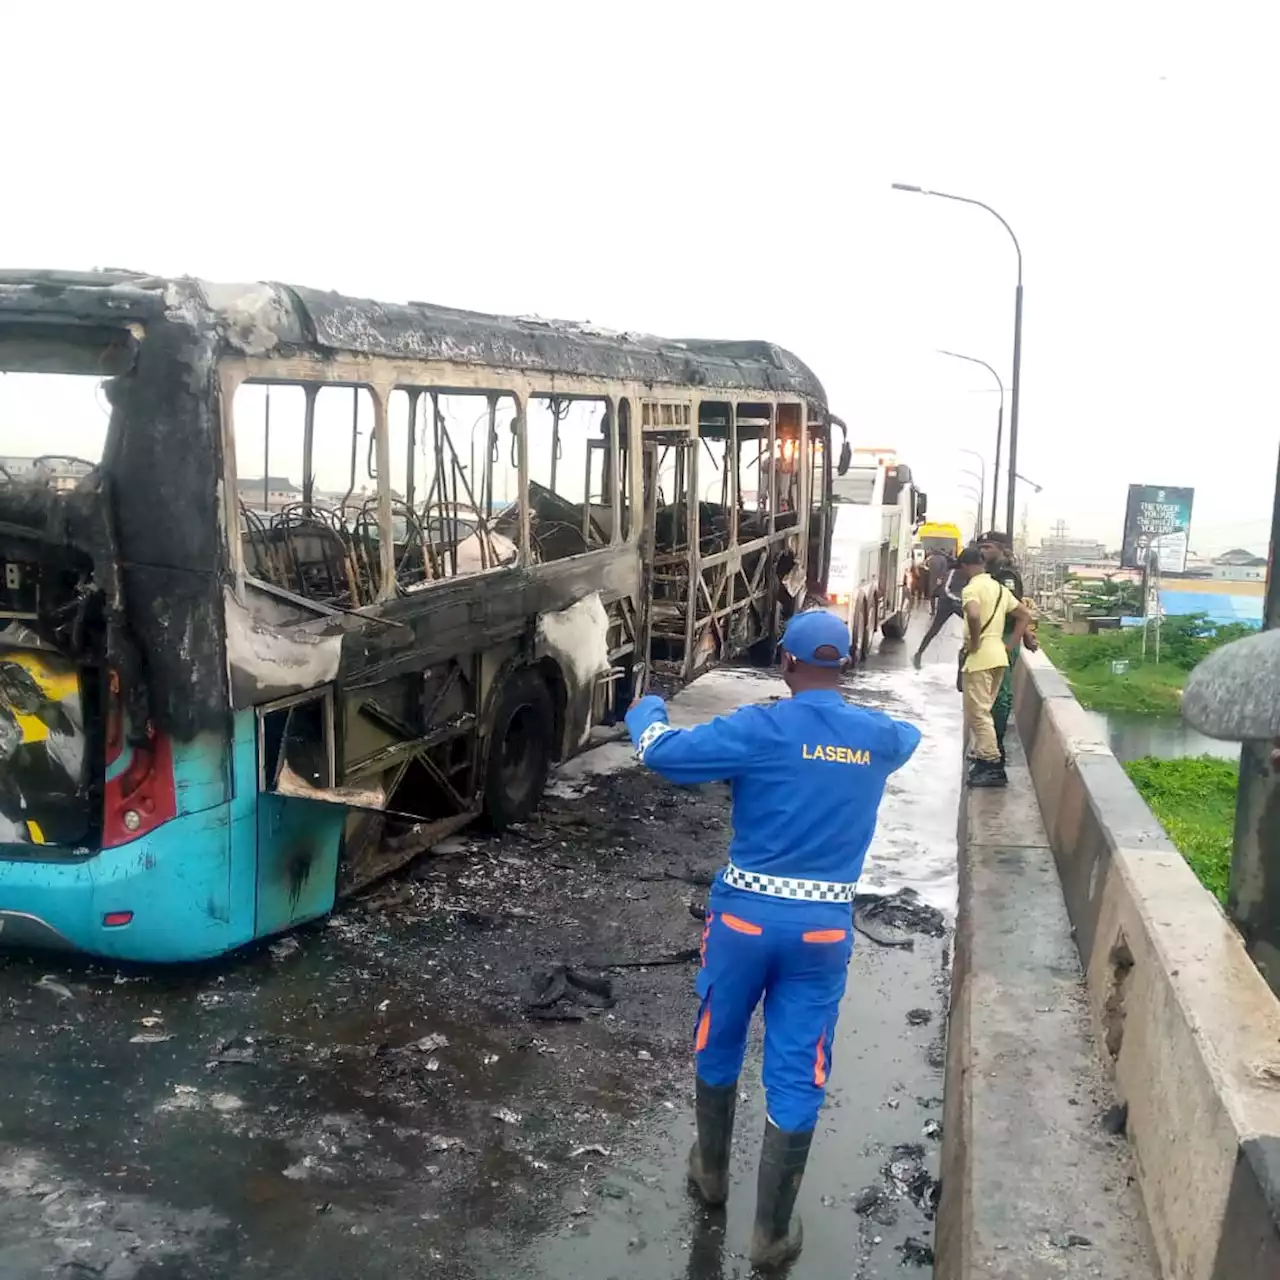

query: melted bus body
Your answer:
[0,271,834,960]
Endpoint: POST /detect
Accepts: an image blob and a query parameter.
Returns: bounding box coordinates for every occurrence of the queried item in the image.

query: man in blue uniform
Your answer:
[625,610,921,1268]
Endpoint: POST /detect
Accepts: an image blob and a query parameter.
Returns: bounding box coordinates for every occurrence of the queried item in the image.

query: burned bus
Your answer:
[0,271,836,960]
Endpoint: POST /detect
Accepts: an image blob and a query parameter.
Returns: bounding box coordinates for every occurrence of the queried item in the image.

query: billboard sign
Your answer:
[1121,485,1194,574]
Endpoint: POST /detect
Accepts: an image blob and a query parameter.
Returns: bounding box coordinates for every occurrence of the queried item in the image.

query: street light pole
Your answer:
[958,483,984,541]
[959,462,986,531]
[898,186,1023,534]
[941,354,1004,531]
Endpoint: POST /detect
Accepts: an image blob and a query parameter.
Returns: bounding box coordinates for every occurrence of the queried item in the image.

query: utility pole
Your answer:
[1228,444,1280,991]
[1051,519,1069,559]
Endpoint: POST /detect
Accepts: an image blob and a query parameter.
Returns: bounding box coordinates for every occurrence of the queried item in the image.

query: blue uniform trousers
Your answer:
[694,886,854,1133]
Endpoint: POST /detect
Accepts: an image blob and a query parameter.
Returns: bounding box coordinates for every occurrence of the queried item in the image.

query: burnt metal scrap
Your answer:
[525,964,616,1022]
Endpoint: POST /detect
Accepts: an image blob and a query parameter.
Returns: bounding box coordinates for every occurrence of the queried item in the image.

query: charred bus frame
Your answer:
[0,272,836,954]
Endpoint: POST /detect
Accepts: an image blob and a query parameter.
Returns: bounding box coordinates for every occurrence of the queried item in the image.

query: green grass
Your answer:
[1036,626,1187,715]
[1123,756,1238,903]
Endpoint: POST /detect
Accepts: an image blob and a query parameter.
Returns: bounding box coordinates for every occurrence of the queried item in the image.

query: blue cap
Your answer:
[780,610,849,667]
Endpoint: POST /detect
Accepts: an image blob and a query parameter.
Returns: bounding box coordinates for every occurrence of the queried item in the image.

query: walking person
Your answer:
[976,532,1039,763]
[959,545,1032,786]
[913,557,930,607]
[625,611,921,1267]
[924,549,950,618]
[912,553,964,669]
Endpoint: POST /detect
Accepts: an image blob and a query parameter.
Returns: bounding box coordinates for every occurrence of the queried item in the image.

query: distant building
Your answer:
[237,476,301,510]
[1035,538,1111,564]
[1214,547,1267,567]
[1209,548,1268,582]
[0,455,95,492]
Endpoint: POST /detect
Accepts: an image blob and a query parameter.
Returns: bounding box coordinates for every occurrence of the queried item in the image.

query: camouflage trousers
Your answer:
[993,644,1020,757]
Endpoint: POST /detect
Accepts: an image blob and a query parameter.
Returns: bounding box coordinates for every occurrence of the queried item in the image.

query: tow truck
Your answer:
[825,448,926,662]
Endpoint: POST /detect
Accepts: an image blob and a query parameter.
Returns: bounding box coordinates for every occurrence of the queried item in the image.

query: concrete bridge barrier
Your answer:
[1008,649,1280,1278]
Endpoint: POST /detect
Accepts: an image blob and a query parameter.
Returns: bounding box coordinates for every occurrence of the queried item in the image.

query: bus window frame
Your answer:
[219,357,644,605]
[256,686,337,791]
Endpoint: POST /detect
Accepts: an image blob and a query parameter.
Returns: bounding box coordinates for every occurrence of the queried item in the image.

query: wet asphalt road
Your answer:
[0,608,965,1280]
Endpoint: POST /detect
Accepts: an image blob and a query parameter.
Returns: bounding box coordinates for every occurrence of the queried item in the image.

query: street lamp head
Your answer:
[891,183,924,193]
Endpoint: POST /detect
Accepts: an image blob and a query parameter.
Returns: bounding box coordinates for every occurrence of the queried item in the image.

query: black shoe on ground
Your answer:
[748,1121,812,1269]
[687,1078,737,1206]
[911,652,922,671]
[967,759,1008,788]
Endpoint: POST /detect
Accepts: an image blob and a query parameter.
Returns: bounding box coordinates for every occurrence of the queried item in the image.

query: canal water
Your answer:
[1081,709,1240,765]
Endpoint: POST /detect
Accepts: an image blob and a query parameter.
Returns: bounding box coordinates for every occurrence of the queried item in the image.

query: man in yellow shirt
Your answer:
[959,546,1031,787]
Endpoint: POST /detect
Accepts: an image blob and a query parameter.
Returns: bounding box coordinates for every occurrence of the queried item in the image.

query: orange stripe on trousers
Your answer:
[696,1006,712,1053]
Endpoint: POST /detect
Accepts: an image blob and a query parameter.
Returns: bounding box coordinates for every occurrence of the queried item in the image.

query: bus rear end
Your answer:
[0,273,248,962]
[917,521,964,559]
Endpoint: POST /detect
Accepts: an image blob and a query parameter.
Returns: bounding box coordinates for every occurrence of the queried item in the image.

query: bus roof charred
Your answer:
[0,270,826,404]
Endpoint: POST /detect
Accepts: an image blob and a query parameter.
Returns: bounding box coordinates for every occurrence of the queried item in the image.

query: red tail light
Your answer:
[103,672,177,848]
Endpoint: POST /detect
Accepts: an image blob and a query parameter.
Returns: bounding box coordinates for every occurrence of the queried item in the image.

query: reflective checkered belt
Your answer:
[722,862,857,903]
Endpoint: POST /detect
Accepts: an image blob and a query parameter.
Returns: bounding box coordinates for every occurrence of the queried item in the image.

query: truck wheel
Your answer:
[881,611,907,642]
[483,669,555,829]
[859,604,872,662]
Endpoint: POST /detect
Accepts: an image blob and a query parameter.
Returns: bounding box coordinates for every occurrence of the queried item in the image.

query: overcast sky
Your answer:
[3,2,1277,554]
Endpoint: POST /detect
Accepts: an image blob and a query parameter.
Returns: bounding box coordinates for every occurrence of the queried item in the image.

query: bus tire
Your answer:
[483,668,555,830]
[858,603,872,662]
[881,611,907,642]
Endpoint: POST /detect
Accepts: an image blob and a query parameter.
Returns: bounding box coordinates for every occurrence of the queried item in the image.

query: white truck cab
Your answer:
[825,449,926,662]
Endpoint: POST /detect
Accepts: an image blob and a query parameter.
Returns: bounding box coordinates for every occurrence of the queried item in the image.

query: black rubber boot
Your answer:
[967,758,1008,788]
[748,1120,812,1269]
[686,1079,737,1206]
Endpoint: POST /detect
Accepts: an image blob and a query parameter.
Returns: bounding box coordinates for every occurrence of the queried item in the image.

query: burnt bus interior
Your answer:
[235,385,638,608]
[0,296,225,857]
[231,373,836,886]
[645,401,835,678]
[224,368,647,890]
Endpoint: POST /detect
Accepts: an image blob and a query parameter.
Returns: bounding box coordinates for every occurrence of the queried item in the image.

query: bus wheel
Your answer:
[881,611,907,642]
[848,607,864,665]
[484,669,555,829]
[859,605,872,662]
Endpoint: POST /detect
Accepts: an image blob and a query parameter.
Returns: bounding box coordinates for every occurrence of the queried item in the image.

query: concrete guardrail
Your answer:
[1012,648,1280,1279]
